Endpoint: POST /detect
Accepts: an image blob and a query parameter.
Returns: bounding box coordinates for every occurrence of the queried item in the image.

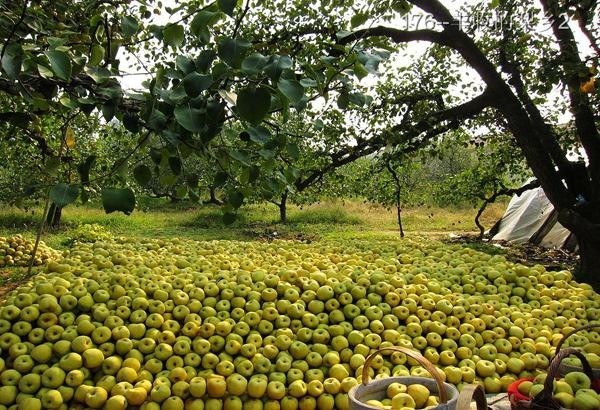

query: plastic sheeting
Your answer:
[491,187,571,249]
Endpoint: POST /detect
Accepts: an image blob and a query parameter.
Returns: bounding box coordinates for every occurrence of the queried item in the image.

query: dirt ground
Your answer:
[447,234,579,272]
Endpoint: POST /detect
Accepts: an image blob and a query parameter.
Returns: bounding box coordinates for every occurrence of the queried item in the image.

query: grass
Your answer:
[0,198,507,248]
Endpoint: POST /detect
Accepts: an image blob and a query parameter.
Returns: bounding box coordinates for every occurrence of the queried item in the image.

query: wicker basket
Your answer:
[555,323,600,378]
[509,347,596,410]
[348,346,487,410]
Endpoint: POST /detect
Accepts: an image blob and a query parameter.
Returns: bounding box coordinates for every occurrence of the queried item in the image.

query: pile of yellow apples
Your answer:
[364,382,440,409]
[0,235,61,268]
[0,236,598,410]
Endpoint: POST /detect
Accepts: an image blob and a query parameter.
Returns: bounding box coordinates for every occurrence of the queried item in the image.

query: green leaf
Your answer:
[217,0,237,16]
[176,56,196,74]
[182,72,212,97]
[45,50,72,81]
[123,113,140,133]
[85,66,111,83]
[278,79,304,103]
[169,156,182,175]
[353,62,369,80]
[214,171,228,187]
[264,55,292,80]
[217,38,251,68]
[391,0,411,14]
[102,102,116,121]
[1,43,22,79]
[229,149,251,165]
[102,188,136,215]
[113,157,128,182]
[237,86,271,124]
[286,143,300,160]
[89,44,105,66]
[337,91,350,109]
[196,50,217,73]
[351,12,369,28]
[146,108,167,131]
[49,183,79,207]
[246,125,271,144]
[241,53,268,75]
[121,16,139,37]
[191,11,221,42]
[133,165,152,186]
[163,24,185,49]
[228,190,244,209]
[38,64,54,79]
[174,105,205,132]
[45,156,61,176]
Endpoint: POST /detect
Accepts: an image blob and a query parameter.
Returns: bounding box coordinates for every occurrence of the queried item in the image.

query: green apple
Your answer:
[161,396,184,410]
[407,383,429,408]
[555,380,574,395]
[124,386,148,406]
[105,394,127,410]
[85,386,108,408]
[41,389,63,409]
[553,392,575,408]
[0,385,17,406]
[573,390,600,410]
[391,393,416,409]
[288,380,307,398]
[17,397,42,410]
[150,384,171,402]
[565,371,592,392]
[79,348,103,369]
[41,367,66,389]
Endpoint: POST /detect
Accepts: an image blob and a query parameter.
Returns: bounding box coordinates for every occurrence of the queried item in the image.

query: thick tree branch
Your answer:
[540,0,600,199]
[477,179,540,238]
[341,1,571,209]
[297,90,494,192]
[339,26,450,47]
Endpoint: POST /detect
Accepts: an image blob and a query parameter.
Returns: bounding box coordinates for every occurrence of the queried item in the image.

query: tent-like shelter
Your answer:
[489,187,578,251]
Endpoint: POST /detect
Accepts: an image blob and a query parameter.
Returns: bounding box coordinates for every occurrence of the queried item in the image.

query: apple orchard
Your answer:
[1,0,600,408]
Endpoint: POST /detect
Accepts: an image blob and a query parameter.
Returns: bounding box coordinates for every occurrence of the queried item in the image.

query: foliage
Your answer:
[1,0,600,279]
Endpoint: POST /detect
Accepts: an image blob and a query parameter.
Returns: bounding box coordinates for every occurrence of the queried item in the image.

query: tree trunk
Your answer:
[386,160,404,237]
[206,186,223,205]
[558,207,600,289]
[575,233,600,289]
[279,190,288,224]
[45,203,62,228]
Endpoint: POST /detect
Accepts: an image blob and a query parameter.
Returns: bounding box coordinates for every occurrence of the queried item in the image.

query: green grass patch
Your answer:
[0,198,507,248]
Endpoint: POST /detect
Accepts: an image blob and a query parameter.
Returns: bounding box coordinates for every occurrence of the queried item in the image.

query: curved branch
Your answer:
[476,179,540,239]
[338,26,450,47]
[296,90,494,192]
[0,0,28,61]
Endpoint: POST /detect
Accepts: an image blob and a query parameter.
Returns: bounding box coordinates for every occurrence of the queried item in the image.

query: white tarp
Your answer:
[540,221,571,249]
[492,188,555,243]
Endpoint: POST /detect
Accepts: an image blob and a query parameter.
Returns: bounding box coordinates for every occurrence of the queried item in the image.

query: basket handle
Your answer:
[361,346,448,404]
[532,347,594,408]
[456,384,487,410]
[555,323,600,353]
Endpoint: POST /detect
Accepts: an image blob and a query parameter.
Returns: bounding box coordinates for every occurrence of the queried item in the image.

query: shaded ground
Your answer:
[446,234,579,272]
